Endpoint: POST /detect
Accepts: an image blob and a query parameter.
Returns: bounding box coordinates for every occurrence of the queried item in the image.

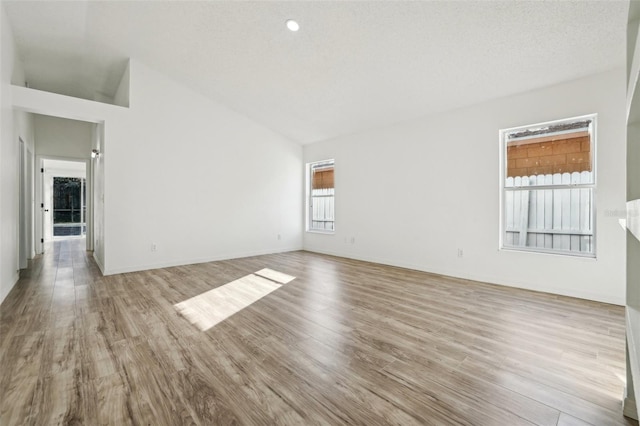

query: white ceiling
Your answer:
[3,0,628,145]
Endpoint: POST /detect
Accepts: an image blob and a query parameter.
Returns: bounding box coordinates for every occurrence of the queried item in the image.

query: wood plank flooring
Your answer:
[0,238,637,425]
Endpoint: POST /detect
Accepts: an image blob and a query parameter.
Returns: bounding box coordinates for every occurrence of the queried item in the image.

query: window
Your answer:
[307,159,335,232]
[500,115,596,257]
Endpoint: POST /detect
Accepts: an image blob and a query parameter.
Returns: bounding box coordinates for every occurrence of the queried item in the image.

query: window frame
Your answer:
[306,159,335,234]
[499,114,597,258]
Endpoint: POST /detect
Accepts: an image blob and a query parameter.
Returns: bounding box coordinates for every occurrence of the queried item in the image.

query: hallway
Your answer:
[0,238,100,423]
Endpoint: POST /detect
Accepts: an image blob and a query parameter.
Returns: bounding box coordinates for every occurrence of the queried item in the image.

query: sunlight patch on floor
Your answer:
[254,268,296,284]
[174,268,296,331]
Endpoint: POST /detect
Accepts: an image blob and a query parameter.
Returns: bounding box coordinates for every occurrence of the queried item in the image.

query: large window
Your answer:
[307,159,335,232]
[500,115,596,257]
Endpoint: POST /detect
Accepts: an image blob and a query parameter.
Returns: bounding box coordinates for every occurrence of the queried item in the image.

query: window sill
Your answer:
[500,246,596,259]
[306,230,335,235]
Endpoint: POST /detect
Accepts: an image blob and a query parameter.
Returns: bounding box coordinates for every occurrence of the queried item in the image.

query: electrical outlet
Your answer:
[277,234,281,240]
[457,248,463,258]
[350,237,355,244]
[151,244,157,252]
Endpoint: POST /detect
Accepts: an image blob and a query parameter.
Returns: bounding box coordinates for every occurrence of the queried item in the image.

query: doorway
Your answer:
[52,176,86,238]
[18,138,34,270]
[37,158,90,253]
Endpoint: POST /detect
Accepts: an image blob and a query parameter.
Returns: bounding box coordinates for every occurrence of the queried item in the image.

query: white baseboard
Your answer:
[301,246,624,306]
[0,272,20,306]
[626,308,640,421]
[102,246,303,276]
[624,396,638,421]
[93,252,105,275]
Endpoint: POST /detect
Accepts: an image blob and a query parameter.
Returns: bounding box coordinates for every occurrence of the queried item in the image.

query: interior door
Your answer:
[18,139,26,269]
[27,148,34,258]
[42,171,52,246]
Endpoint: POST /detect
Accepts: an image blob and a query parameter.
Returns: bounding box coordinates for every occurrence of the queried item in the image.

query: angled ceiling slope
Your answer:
[3,0,628,144]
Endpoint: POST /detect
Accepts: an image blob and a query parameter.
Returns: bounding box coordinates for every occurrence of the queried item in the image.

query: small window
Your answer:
[500,115,596,257]
[307,159,335,232]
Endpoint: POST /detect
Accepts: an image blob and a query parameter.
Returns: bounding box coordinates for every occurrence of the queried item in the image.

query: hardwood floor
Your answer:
[0,238,636,426]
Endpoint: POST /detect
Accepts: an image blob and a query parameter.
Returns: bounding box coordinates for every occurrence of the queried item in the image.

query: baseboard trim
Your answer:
[0,272,20,307]
[102,246,304,276]
[626,308,640,421]
[301,246,624,306]
[624,396,638,421]
[93,252,105,275]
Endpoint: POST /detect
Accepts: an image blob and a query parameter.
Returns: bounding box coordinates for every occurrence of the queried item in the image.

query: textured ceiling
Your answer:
[3,0,628,144]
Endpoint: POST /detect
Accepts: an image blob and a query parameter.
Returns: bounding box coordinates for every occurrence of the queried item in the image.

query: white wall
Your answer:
[34,114,93,159]
[1,5,35,304]
[11,58,303,276]
[113,61,130,108]
[104,60,303,274]
[304,68,627,305]
[92,122,105,271]
[0,5,17,304]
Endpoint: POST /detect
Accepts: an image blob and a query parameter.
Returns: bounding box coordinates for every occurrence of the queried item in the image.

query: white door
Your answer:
[42,172,53,244]
[18,139,27,269]
[27,148,34,258]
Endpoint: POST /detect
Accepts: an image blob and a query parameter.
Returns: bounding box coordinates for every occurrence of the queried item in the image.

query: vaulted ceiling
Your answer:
[3,0,628,144]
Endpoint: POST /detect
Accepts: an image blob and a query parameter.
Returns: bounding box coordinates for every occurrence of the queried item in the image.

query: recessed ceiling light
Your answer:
[286,19,299,32]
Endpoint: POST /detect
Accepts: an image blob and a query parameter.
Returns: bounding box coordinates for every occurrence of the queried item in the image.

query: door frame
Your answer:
[36,155,92,253]
[18,138,31,269]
